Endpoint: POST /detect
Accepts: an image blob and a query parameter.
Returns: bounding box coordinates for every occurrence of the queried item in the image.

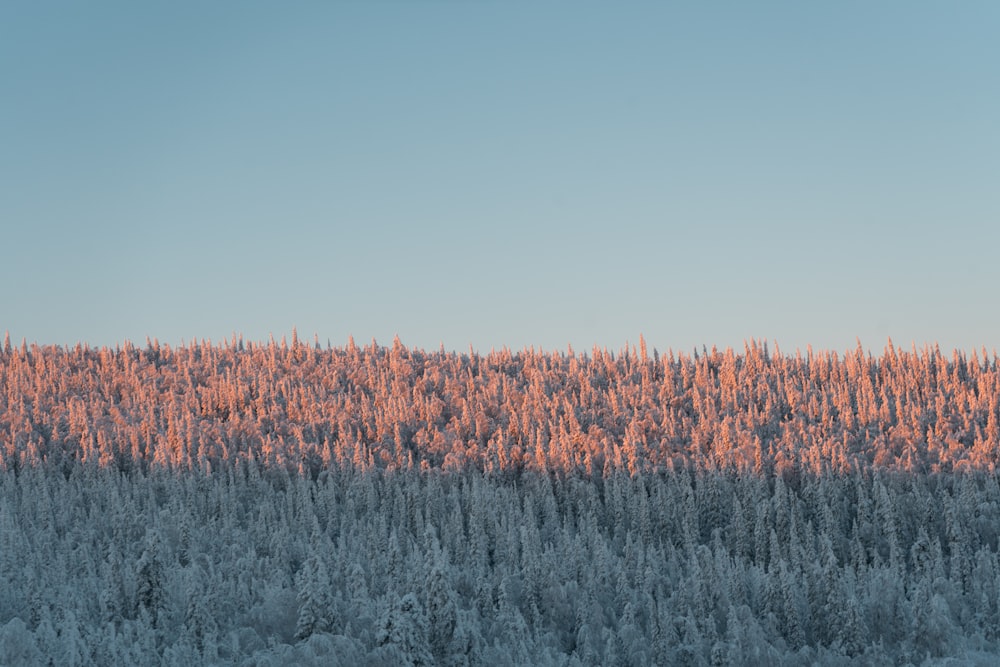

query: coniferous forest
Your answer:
[3,334,1000,665]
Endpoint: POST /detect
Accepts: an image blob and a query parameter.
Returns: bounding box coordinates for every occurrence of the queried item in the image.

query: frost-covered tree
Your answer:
[373,592,433,667]
[295,552,334,641]
[424,555,457,662]
[135,530,165,628]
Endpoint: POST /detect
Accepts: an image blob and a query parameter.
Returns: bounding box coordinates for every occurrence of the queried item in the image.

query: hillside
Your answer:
[2,336,1000,665]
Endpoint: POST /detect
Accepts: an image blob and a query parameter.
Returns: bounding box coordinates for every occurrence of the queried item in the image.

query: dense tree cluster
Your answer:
[2,334,999,476]
[3,334,1000,664]
[3,465,1000,664]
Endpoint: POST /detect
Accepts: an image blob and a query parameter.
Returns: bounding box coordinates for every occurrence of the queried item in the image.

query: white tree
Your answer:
[295,552,335,641]
[135,530,165,628]
[373,592,433,667]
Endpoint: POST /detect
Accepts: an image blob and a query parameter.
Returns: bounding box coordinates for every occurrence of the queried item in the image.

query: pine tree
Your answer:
[425,558,458,662]
[184,573,218,657]
[99,548,126,626]
[295,552,334,640]
[374,592,434,667]
[58,610,88,667]
[135,530,165,628]
[0,618,43,665]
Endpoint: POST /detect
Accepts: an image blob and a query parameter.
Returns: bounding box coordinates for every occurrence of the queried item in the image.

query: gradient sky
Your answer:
[3,2,999,356]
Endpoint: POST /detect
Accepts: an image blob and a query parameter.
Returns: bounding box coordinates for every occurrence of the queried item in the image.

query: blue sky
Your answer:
[3,2,998,356]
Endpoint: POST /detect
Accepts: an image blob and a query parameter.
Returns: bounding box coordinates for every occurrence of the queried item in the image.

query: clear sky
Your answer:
[3,2,998,356]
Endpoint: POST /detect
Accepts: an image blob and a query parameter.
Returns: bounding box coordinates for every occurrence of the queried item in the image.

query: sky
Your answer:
[2,2,999,357]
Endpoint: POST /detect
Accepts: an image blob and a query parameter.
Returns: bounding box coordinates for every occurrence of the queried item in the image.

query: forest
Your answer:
[2,333,1000,665]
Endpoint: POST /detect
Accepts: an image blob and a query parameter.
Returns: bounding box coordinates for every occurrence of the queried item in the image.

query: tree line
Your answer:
[2,334,998,477]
